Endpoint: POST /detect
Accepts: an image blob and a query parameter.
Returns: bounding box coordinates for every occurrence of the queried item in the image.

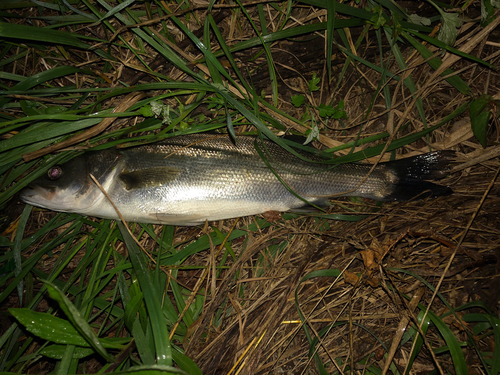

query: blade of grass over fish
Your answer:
[44,282,115,361]
[118,222,172,366]
[254,139,326,211]
[215,88,318,161]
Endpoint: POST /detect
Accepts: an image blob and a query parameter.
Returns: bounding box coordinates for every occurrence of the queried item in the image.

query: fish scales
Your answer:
[111,136,387,219]
[20,134,454,225]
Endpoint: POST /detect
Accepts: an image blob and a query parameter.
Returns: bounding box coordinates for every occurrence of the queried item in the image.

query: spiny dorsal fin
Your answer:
[119,166,181,190]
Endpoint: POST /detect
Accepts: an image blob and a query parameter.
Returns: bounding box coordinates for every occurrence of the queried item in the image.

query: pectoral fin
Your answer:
[119,167,181,190]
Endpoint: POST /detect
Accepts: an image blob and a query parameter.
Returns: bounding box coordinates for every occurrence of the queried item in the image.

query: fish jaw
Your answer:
[20,182,105,216]
[20,185,57,207]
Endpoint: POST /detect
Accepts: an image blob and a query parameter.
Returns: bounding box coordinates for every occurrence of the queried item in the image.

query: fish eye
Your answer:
[47,166,63,180]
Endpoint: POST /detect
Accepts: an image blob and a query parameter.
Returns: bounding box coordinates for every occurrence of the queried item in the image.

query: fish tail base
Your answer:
[383,151,455,201]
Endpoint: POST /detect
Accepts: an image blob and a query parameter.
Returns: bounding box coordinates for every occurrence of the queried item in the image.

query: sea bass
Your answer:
[20,134,454,225]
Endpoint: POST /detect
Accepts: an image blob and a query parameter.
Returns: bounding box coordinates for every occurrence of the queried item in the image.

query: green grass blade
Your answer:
[45,282,115,361]
[408,30,495,68]
[217,19,365,55]
[208,14,251,93]
[326,0,336,80]
[56,344,75,375]
[172,345,202,375]
[488,316,500,374]
[404,310,431,375]
[40,345,95,360]
[0,66,83,108]
[424,308,468,375]
[97,0,135,23]
[13,205,32,306]
[402,31,472,94]
[118,222,172,366]
[9,308,91,347]
[0,22,90,49]
[256,2,278,105]
[0,118,101,152]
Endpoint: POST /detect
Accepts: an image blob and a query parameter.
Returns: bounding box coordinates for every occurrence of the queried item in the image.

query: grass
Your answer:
[1,0,500,374]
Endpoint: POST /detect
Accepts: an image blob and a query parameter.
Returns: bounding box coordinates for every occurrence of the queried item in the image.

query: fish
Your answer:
[20,134,454,226]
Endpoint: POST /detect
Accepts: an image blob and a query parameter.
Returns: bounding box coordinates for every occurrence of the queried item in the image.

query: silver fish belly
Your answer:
[20,134,453,225]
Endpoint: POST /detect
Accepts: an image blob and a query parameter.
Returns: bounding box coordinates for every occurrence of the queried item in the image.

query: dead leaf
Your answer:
[344,270,360,286]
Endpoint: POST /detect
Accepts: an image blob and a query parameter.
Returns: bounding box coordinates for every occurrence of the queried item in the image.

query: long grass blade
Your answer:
[118,222,172,366]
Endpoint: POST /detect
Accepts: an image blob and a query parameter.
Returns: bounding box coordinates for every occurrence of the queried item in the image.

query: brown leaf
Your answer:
[360,249,377,271]
[367,276,380,288]
[344,270,360,286]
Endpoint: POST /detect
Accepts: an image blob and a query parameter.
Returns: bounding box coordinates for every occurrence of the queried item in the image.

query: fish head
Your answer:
[20,150,121,214]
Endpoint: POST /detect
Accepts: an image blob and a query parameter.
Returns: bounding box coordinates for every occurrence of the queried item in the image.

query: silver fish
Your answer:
[20,134,453,225]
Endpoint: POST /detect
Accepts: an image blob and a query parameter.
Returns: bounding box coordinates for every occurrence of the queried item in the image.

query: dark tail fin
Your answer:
[383,151,455,201]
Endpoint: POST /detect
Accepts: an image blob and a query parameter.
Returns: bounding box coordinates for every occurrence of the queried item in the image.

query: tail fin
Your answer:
[383,151,455,201]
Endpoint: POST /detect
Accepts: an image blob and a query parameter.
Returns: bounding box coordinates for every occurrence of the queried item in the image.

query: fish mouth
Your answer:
[20,185,56,206]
